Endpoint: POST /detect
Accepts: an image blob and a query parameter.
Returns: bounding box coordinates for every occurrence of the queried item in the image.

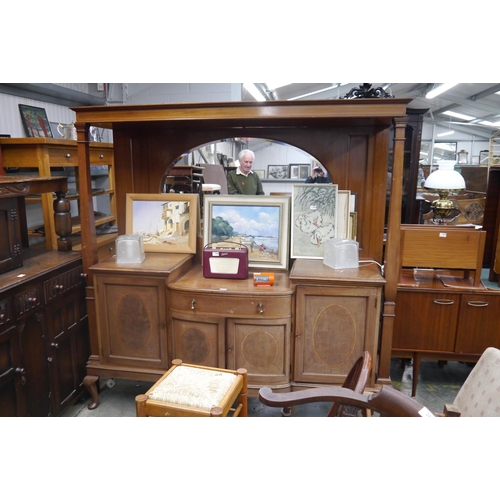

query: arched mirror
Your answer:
[160,137,328,196]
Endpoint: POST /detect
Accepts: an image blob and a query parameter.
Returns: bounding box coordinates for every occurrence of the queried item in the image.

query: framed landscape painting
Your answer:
[125,193,198,253]
[203,195,290,269]
[291,184,339,259]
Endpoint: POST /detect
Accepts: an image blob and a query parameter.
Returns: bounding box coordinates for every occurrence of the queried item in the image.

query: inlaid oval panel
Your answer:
[313,304,356,366]
[116,294,152,350]
[242,330,278,368]
[179,328,211,364]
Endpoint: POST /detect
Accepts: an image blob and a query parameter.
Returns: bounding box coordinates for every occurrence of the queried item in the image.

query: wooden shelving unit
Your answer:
[0,138,116,255]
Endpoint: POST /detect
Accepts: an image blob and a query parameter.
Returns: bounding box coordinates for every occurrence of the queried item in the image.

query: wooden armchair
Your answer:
[271,351,372,417]
[443,347,500,417]
[259,384,433,417]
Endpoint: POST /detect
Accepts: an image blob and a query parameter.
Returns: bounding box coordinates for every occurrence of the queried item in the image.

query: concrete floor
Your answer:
[62,358,474,417]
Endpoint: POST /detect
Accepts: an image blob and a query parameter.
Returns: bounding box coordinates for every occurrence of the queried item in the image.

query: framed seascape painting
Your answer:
[125,193,198,253]
[203,195,290,269]
[18,104,53,138]
[291,184,339,259]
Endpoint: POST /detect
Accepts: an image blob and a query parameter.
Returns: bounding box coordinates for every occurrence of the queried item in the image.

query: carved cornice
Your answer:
[341,83,394,99]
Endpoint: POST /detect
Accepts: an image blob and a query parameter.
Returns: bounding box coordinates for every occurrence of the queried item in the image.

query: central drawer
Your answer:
[169,290,292,318]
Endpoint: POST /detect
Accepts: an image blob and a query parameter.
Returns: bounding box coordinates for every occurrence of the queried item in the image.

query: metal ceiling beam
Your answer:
[0,83,105,107]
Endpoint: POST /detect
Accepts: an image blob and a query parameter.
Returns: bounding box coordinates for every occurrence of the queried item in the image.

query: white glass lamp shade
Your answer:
[424,160,466,190]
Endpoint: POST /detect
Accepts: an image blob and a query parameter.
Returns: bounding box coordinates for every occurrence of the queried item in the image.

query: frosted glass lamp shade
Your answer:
[424,160,466,190]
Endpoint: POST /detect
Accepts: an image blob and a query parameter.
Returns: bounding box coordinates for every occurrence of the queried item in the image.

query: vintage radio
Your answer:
[203,241,248,279]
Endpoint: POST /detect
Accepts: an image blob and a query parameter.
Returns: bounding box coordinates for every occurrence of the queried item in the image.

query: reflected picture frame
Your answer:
[289,163,310,179]
[125,193,198,253]
[203,195,290,269]
[18,104,53,138]
[267,164,289,180]
[291,183,339,259]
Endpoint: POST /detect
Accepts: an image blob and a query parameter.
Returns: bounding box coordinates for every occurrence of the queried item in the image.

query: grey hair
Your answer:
[238,149,255,160]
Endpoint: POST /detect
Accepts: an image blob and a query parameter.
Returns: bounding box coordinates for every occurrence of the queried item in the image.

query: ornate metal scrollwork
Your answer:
[341,83,393,99]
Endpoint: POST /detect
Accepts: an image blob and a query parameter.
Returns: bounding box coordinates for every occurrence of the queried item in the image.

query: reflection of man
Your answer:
[305,166,331,184]
[227,149,265,195]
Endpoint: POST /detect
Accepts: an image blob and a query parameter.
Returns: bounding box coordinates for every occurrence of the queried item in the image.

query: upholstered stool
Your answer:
[202,183,221,195]
[135,359,248,417]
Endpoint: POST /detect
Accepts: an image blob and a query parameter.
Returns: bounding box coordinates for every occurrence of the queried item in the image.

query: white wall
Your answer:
[122,83,241,105]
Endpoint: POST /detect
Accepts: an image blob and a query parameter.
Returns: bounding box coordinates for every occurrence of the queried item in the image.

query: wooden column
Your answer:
[378,116,408,384]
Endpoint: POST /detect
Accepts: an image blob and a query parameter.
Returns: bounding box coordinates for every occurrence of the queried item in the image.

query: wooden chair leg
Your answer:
[237,368,248,417]
[412,353,421,398]
[135,394,148,417]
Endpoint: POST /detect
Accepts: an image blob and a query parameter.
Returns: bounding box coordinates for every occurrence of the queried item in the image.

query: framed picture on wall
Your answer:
[125,193,198,253]
[253,169,265,179]
[290,163,310,179]
[203,195,290,269]
[18,104,53,138]
[267,164,289,180]
[291,184,339,259]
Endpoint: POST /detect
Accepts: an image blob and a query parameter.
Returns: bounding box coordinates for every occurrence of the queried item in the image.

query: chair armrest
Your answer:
[443,403,462,417]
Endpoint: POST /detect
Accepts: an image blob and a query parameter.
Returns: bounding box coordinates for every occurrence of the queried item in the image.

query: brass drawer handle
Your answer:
[65,153,71,158]
[191,299,196,311]
[467,301,488,307]
[257,302,264,314]
[433,299,454,305]
[99,154,104,159]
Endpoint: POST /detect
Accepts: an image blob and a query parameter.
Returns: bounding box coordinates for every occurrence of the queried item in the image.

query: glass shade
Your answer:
[424,160,466,190]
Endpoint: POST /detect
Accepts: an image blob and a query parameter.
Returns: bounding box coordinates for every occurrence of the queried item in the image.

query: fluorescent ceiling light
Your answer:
[426,83,458,99]
[437,130,455,137]
[288,84,339,101]
[478,120,500,127]
[244,83,266,102]
[442,110,476,121]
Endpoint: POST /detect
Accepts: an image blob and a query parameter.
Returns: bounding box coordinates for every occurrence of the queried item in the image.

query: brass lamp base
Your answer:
[431,190,455,218]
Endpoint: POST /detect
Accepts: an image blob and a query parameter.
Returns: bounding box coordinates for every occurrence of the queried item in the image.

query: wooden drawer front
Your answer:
[44,266,83,303]
[169,291,292,318]
[455,293,500,354]
[0,297,14,327]
[393,291,459,352]
[90,148,112,165]
[48,147,78,166]
[14,284,42,318]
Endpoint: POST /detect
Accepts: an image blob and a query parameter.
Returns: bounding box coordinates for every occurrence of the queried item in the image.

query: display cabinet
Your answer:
[72,99,409,389]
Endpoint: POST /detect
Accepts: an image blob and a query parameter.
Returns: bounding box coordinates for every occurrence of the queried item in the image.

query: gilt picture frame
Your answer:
[125,193,198,253]
[18,104,53,138]
[291,184,339,259]
[203,195,290,269]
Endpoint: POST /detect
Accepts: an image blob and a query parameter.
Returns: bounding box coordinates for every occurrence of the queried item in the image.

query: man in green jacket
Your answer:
[227,149,265,195]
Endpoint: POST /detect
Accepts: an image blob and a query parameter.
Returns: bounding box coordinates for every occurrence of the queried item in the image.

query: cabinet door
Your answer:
[294,286,379,385]
[169,311,225,368]
[95,275,168,370]
[46,289,89,416]
[0,324,26,417]
[226,317,291,389]
[18,311,52,416]
[455,294,500,354]
[393,291,459,352]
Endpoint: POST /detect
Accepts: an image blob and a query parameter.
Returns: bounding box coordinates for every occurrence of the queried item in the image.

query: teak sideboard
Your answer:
[72,99,411,405]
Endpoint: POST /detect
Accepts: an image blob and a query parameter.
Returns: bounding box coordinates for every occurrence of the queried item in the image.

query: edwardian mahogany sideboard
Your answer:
[71,99,410,405]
